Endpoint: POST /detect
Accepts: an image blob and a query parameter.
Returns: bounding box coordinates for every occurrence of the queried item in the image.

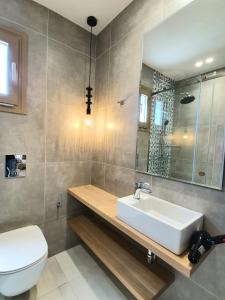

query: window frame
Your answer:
[138,85,152,130]
[0,26,28,114]
[139,93,148,123]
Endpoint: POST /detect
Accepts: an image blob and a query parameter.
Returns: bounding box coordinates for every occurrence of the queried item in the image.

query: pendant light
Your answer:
[86,16,97,115]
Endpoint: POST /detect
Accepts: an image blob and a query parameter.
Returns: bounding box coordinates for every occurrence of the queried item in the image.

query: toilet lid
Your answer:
[0,225,48,274]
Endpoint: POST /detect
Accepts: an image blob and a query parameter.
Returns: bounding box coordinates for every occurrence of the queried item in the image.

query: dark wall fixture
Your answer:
[86,16,97,115]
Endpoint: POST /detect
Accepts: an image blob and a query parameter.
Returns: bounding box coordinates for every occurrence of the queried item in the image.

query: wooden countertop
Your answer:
[69,215,174,300]
[68,185,195,277]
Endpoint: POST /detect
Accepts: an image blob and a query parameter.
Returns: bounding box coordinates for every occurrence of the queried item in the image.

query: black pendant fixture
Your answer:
[86,16,97,115]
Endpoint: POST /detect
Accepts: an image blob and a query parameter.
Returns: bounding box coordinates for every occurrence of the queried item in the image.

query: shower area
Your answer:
[137,65,225,188]
[147,71,175,177]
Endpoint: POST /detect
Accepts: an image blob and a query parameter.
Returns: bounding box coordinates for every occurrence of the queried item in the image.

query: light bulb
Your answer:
[84,118,92,127]
[107,122,115,130]
[195,61,203,68]
[205,57,214,64]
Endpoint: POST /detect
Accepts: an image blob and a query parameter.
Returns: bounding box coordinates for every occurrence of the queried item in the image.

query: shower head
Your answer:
[180,95,195,104]
[164,120,169,126]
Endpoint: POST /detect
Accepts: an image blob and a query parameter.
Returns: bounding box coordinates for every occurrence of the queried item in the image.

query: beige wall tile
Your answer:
[92,1,225,300]
[0,0,48,34]
[0,0,94,255]
[48,11,96,57]
[105,164,135,197]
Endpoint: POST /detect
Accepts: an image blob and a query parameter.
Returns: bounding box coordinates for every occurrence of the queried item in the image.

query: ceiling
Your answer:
[33,0,133,34]
[143,0,225,81]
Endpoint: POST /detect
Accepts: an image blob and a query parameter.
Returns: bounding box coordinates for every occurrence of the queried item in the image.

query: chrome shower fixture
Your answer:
[180,92,195,104]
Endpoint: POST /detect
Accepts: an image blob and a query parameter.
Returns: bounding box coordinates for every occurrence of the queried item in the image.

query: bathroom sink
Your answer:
[117,193,203,255]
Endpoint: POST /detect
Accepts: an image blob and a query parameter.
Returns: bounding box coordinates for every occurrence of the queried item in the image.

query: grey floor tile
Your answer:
[58,283,79,300]
[81,265,128,300]
[1,245,129,300]
[55,245,129,299]
[55,245,97,281]
[37,289,63,300]
[68,276,99,300]
[68,265,128,300]
[67,245,98,270]
[55,248,84,281]
[35,257,67,298]
[159,272,219,300]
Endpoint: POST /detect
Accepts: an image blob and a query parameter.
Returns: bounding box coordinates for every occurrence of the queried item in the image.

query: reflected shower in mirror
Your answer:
[136,0,225,189]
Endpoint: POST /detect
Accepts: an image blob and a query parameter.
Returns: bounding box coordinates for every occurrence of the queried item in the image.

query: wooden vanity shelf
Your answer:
[68,185,196,278]
[69,215,174,300]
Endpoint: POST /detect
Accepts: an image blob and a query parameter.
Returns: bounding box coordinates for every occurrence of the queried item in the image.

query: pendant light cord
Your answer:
[85,16,97,115]
[88,26,93,87]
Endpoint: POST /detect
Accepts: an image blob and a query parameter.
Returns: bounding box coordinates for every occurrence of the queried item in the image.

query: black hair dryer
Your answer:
[188,230,225,264]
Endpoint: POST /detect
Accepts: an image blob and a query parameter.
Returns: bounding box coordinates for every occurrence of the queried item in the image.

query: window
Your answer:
[0,26,27,114]
[154,100,163,126]
[139,93,148,123]
[138,85,151,130]
[0,40,8,95]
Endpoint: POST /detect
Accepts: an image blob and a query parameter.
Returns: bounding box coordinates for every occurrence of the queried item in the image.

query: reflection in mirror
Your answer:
[136,0,225,189]
[5,155,27,178]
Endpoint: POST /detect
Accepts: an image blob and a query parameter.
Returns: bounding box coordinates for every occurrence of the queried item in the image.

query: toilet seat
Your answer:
[0,225,48,275]
[0,253,48,275]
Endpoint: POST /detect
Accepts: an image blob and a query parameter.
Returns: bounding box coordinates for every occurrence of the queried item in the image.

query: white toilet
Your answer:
[0,225,48,297]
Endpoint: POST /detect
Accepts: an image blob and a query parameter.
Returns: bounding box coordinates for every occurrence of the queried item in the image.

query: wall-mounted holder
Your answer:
[5,155,26,178]
[117,98,128,106]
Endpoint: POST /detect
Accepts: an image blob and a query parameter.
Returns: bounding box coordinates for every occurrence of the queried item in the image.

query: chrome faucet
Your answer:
[134,182,152,200]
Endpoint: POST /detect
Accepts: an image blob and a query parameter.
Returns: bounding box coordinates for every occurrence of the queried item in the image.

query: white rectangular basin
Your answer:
[117,193,203,255]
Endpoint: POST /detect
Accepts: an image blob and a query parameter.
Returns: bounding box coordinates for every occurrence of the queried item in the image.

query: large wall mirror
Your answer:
[136,0,225,190]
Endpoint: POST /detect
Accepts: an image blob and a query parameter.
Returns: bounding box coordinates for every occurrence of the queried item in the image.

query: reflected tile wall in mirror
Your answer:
[136,0,225,190]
